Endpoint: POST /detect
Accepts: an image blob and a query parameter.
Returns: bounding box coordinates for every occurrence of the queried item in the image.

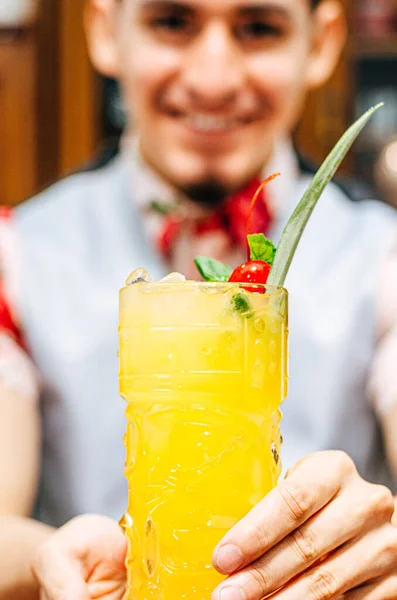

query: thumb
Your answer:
[33,542,90,600]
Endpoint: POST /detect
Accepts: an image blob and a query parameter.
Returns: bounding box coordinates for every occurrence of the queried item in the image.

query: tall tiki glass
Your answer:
[119,280,288,600]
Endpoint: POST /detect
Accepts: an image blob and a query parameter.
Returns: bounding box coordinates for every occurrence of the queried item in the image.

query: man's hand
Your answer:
[32,515,127,600]
[30,453,397,600]
[211,451,397,600]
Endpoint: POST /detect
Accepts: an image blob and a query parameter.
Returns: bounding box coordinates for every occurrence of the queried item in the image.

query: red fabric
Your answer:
[0,207,13,219]
[0,207,23,347]
[0,283,21,343]
[158,179,273,257]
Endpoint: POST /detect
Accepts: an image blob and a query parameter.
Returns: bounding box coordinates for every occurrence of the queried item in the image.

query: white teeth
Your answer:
[184,113,236,132]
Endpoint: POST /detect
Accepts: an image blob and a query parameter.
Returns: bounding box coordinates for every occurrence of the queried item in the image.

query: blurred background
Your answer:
[1,0,397,208]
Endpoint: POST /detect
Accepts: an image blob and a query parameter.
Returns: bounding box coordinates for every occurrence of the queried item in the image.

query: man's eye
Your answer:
[151,15,190,32]
[238,21,282,40]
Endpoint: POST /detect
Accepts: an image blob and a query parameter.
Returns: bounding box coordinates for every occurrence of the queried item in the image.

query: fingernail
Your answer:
[215,544,244,573]
[219,586,245,600]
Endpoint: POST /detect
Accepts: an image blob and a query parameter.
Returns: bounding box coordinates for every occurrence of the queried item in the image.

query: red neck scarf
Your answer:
[157,179,273,257]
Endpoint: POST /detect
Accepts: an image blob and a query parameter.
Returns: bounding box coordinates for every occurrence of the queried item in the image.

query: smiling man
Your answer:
[1,1,397,599]
[113,0,316,189]
[98,0,340,198]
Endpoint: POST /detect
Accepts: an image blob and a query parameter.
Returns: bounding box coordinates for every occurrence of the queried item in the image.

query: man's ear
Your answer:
[305,0,347,90]
[84,0,121,78]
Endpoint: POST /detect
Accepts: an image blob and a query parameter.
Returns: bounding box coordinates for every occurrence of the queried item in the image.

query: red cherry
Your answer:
[228,173,280,293]
[229,260,271,293]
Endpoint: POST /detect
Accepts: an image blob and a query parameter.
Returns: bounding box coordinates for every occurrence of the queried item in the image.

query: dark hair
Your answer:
[311,0,322,7]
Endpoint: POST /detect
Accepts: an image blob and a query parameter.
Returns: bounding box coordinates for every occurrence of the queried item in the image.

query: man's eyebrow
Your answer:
[238,4,291,19]
[137,0,292,19]
[137,0,195,12]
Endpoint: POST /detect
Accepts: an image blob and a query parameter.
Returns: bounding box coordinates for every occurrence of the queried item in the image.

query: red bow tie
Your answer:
[157,179,273,257]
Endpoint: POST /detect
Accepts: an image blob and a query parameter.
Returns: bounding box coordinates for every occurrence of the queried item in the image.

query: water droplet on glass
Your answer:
[271,443,280,465]
[269,317,280,334]
[202,345,212,356]
[254,318,265,333]
[126,268,152,285]
[160,272,186,283]
[270,340,277,355]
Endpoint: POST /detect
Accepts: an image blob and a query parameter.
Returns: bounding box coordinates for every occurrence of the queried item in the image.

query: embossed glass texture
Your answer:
[119,282,288,600]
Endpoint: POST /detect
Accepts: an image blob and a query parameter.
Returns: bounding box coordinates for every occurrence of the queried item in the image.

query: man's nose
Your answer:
[181,23,245,110]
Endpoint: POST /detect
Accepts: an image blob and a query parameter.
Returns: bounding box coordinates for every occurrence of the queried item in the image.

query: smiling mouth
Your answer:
[168,111,257,134]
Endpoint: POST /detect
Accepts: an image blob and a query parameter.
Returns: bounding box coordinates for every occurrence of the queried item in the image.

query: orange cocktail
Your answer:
[119,280,288,600]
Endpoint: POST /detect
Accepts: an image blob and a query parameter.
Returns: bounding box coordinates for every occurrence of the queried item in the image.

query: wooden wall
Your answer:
[58,0,100,175]
[0,0,99,207]
[0,30,37,206]
[295,47,352,172]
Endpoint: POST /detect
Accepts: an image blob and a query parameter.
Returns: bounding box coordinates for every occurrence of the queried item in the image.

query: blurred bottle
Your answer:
[355,0,396,37]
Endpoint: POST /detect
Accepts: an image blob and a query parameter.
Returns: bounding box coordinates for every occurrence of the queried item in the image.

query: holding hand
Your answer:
[32,452,397,600]
[32,515,127,600]
[212,451,397,600]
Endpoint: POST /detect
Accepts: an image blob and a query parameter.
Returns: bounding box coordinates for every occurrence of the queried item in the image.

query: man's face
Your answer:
[109,0,323,193]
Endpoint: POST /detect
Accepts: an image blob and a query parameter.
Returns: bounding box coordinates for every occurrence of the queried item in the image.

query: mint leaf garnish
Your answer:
[268,103,384,287]
[248,234,276,264]
[194,257,233,282]
[230,292,252,316]
[149,200,176,215]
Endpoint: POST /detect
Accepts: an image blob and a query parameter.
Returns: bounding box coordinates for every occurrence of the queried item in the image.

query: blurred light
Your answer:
[384,141,397,177]
[375,137,397,210]
[0,0,38,27]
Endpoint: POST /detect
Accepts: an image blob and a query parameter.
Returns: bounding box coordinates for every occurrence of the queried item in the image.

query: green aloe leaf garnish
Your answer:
[268,103,384,287]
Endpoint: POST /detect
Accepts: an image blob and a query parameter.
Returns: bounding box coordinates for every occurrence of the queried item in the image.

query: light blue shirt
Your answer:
[13,151,397,527]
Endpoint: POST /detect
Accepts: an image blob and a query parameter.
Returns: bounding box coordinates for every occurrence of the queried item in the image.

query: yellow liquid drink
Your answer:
[119,280,288,600]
